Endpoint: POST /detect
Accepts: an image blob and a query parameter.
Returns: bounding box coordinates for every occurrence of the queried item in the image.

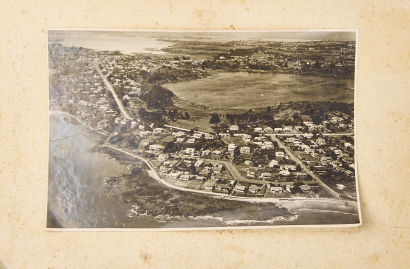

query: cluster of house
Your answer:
[49,55,122,133]
[154,152,313,197]
[281,135,355,178]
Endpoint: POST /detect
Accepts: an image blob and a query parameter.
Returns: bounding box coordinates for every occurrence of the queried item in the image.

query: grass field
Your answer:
[164,72,354,110]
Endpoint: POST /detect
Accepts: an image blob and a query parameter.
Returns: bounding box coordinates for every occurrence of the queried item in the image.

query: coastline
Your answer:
[99,144,359,219]
[49,110,108,137]
[51,110,359,220]
[98,145,360,226]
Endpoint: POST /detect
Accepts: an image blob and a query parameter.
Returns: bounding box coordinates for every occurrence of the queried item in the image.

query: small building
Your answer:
[300,185,311,192]
[203,180,216,190]
[214,182,230,193]
[264,141,274,149]
[168,172,181,179]
[244,160,253,166]
[140,140,150,146]
[180,174,193,181]
[279,170,290,176]
[172,131,186,138]
[228,144,237,152]
[149,144,165,153]
[270,186,283,193]
[248,185,260,194]
[202,150,211,156]
[269,160,279,167]
[234,185,246,193]
[240,146,251,154]
[185,148,195,155]
[264,127,273,133]
[336,184,346,190]
[194,159,204,167]
[158,154,169,162]
[212,150,222,156]
[154,128,165,134]
[229,125,239,131]
[296,172,308,179]
[283,126,292,132]
[260,172,272,179]
[275,151,285,158]
[213,164,224,173]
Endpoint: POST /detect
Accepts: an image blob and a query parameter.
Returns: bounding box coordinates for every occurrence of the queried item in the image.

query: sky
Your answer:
[49,30,357,43]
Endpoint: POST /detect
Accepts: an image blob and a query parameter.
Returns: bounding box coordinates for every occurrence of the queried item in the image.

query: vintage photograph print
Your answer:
[47,30,360,229]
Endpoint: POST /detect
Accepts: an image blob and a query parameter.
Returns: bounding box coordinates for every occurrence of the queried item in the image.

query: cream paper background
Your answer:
[0,0,409,268]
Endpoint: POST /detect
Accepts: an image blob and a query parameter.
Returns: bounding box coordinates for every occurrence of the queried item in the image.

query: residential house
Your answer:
[248,185,260,194]
[260,172,272,180]
[229,125,239,131]
[149,144,165,153]
[275,151,285,158]
[228,144,237,153]
[269,160,279,167]
[158,154,169,162]
[154,128,165,134]
[234,185,246,193]
[300,185,311,192]
[336,184,346,190]
[240,146,251,154]
[270,186,283,193]
[168,172,181,179]
[247,171,256,178]
[180,174,193,181]
[279,170,290,176]
[185,148,195,155]
[213,164,224,173]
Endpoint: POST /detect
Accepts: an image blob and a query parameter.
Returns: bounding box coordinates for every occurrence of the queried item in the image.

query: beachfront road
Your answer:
[101,144,359,219]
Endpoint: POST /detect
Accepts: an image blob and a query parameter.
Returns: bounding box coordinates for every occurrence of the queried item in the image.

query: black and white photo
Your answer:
[47,30,360,229]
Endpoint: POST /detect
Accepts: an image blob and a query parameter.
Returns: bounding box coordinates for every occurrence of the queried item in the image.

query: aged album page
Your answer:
[0,0,409,268]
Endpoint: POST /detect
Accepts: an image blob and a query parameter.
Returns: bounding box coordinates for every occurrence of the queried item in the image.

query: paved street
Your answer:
[94,63,132,119]
[270,136,341,198]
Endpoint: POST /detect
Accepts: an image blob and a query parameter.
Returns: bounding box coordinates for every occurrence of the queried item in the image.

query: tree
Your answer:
[189,129,195,136]
[296,164,302,172]
[210,113,220,124]
[312,114,321,125]
[188,165,197,174]
[164,141,175,153]
[226,113,234,124]
[184,112,190,120]
[291,182,304,194]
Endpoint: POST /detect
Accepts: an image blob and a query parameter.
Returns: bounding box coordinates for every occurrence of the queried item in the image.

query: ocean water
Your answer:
[49,31,174,55]
[48,114,132,228]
